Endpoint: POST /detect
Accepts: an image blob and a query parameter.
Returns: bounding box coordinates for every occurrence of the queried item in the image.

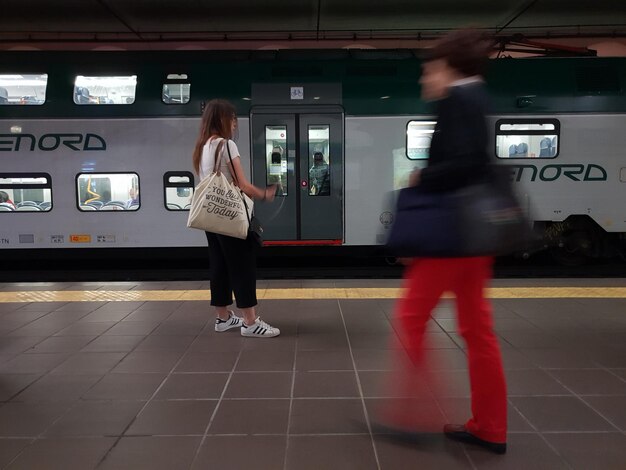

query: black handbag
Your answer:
[225,141,264,247]
[386,165,529,257]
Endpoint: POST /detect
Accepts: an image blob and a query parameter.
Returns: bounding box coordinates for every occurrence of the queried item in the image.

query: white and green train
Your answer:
[1,50,625,267]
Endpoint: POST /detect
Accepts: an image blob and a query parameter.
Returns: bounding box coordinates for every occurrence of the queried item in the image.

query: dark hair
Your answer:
[0,191,8,203]
[426,29,493,77]
[192,99,236,174]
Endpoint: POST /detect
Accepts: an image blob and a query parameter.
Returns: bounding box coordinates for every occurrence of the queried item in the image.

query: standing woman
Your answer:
[398,30,507,453]
[192,99,280,338]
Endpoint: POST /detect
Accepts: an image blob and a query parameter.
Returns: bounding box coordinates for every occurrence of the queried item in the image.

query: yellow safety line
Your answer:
[1,287,626,303]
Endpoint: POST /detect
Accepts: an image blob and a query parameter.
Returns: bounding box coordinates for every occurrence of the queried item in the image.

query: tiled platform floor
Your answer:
[0,279,624,469]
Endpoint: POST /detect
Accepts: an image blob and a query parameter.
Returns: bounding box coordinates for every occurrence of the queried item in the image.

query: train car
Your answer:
[0,50,625,271]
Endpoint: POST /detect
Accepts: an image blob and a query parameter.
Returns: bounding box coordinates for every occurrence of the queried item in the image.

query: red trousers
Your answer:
[396,256,507,443]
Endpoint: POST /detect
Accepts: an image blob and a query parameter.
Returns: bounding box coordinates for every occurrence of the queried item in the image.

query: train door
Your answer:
[251,110,343,243]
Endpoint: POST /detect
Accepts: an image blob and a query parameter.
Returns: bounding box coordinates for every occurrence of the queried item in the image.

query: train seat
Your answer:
[16,205,41,211]
[79,205,97,211]
[0,203,14,211]
[100,201,127,210]
[0,87,8,104]
[16,201,40,208]
[74,86,91,104]
[551,136,557,156]
[167,203,182,210]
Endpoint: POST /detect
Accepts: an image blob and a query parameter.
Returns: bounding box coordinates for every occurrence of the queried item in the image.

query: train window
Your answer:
[0,173,52,212]
[265,126,287,196]
[162,74,190,105]
[308,125,330,196]
[406,121,436,159]
[163,171,194,210]
[496,119,560,159]
[76,173,139,211]
[0,74,47,105]
[73,75,137,105]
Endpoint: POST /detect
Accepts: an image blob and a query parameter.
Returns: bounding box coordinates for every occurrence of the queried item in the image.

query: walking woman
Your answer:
[192,99,280,338]
[397,30,507,453]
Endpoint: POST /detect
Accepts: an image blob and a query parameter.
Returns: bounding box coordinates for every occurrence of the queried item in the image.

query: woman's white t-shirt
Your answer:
[199,138,240,183]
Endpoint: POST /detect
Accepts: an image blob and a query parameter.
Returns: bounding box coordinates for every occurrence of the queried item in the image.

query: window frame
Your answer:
[405,120,436,160]
[162,74,191,105]
[0,74,48,106]
[0,172,53,213]
[75,171,141,212]
[73,75,138,106]
[163,171,195,211]
[495,118,561,160]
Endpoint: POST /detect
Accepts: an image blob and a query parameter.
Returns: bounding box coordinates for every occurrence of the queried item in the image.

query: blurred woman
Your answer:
[192,99,280,338]
[397,30,507,453]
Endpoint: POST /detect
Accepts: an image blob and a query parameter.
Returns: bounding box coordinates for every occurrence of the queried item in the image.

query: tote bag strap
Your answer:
[224,140,253,227]
[212,137,225,176]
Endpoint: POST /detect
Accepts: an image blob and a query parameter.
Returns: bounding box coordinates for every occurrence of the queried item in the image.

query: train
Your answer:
[1,50,625,272]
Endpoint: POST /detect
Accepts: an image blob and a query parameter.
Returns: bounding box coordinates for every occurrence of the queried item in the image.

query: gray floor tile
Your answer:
[53,322,116,336]
[286,435,378,470]
[98,436,201,470]
[549,369,626,395]
[544,432,626,470]
[0,439,32,469]
[225,372,292,398]
[506,369,571,396]
[0,402,73,437]
[209,399,289,434]
[191,435,286,470]
[0,374,42,401]
[175,351,239,372]
[366,397,447,432]
[375,435,472,470]
[0,337,48,355]
[352,348,409,371]
[13,375,102,403]
[290,399,366,434]
[45,401,144,437]
[83,373,166,400]
[111,351,183,373]
[103,321,160,336]
[465,433,568,470]
[294,371,360,398]
[5,437,115,470]
[297,333,350,351]
[296,349,354,371]
[24,336,96,354]
[188,336,245,352]
[236,350,294,372]
[126,400,216,436]
[80,335,145,353]
[520,348,601,369]
[151,321,205,336]
[510,396,616,432]
[582,395,626,431]
[0,353,71,375]
[134,334,196,351]
[155,373,228,400]
[51,352,127,375]
[122,309,173,322]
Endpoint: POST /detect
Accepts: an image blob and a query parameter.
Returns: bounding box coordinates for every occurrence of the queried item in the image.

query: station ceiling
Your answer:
[1,0,624,42]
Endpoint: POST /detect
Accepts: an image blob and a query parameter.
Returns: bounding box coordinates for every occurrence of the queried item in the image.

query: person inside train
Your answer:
[309,151,330,196]
[0,191,16,209]
[192,99,280,338]
[126,187,139,208]
[393,29,507,454]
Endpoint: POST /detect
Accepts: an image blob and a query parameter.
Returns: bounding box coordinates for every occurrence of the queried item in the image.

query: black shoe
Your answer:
[443,424,507,454]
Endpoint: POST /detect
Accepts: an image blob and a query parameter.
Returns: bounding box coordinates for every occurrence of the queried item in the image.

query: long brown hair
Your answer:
[192,99,236,174]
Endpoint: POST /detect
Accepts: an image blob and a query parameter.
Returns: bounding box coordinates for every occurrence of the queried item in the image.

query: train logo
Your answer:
[0,133,107,151]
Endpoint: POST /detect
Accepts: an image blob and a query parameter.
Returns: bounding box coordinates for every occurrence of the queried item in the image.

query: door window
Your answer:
[308,125,330,196]
[265,125,287,196]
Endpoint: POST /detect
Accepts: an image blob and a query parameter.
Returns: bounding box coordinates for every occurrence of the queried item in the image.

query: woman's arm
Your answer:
[228,156,277,202]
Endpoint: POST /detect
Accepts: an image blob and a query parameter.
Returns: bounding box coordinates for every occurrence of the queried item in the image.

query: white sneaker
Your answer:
[215,311,244,332]
[241,317,280,338]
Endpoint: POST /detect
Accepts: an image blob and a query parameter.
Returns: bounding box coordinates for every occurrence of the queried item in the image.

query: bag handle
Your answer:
[224,140,253,226]
[212,137,225,176]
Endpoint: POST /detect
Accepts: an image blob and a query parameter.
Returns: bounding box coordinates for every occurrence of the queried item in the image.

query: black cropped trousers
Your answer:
[205,232,258,309]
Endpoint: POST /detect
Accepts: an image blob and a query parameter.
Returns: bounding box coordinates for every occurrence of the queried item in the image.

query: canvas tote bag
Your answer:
[187,138,253,239]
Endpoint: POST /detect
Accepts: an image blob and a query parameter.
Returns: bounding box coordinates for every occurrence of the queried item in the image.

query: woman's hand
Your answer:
[409,169,422,187]
[264,185,277,202]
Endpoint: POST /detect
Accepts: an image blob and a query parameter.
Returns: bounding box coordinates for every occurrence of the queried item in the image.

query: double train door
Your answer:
[251,110,343,243]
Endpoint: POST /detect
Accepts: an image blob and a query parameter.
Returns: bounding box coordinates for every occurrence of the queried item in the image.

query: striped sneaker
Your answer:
[215,311,244,332]
[241,317,280,338]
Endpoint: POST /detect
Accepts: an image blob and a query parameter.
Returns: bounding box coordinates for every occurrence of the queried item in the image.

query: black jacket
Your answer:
[419,82,491,192]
